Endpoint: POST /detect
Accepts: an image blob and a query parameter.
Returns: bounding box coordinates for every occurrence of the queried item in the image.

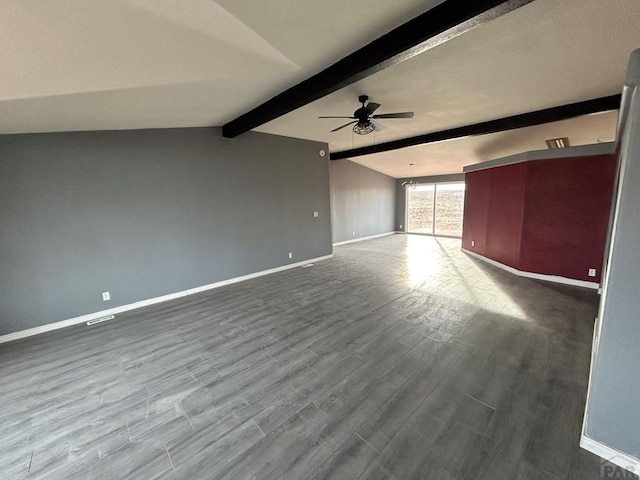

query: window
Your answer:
[407,185,434,233]
[407,182,465,238]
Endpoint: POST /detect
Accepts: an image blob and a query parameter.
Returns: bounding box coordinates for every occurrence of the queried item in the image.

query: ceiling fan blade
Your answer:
[371,120,385,132]
[330,121,357,132]
[318,116,355,119]
[364,102,381,115]
[372,112,414,119]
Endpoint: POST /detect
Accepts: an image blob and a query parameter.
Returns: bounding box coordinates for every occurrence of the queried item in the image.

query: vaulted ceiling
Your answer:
[2,0,640,177]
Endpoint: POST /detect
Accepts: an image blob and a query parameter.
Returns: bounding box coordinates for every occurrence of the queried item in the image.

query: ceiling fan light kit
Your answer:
[319,95,414,135]
[352,123,376,135]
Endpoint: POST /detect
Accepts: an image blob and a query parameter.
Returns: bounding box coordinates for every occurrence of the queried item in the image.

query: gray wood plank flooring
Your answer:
[0,234,626,479]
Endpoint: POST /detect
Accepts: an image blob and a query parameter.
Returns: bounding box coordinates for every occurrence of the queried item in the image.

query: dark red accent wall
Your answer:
[462,154,617,283]
[462,163,527,268]
[461,169,490,255]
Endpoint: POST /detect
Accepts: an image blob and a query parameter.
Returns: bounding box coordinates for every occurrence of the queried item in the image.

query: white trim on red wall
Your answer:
[462,248,599,289]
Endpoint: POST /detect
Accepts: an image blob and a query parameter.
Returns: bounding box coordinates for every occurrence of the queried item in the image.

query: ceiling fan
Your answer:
[319,95,414,135]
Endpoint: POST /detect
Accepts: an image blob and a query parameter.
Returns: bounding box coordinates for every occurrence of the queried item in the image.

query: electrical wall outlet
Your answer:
[588,268,597,277]
[399,224,403,229]
[288,252,293,259]
[313,211,319,218]
[102,291,111,301]
[352,231,356,236]
[471,240,475,247]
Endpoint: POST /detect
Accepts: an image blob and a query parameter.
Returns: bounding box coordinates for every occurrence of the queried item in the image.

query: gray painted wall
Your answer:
[330,160,395,243]
[584,50,640,460]
[0,128,332,335]
[395,173,465,232]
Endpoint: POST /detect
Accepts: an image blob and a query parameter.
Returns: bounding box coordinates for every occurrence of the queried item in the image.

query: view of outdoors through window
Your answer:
[407,185,435,234]
[407,182,465,237]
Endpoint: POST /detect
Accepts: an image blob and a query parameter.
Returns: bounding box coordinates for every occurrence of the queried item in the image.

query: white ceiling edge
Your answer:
[462,141,615,174]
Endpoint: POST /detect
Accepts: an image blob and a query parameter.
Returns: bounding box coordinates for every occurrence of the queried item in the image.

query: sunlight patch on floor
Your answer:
[405,235,443,288]
[405,235,527,320]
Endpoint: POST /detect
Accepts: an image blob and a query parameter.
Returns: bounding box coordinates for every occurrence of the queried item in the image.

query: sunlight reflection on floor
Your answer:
[405,235,443,287]
[405,235,527,320]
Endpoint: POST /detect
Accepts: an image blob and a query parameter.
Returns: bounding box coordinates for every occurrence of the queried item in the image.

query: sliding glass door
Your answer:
[407,182,465,238]
[407,185,435,234]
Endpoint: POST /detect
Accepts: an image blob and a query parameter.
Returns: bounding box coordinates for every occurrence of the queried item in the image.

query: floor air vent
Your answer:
[87,314,115,326]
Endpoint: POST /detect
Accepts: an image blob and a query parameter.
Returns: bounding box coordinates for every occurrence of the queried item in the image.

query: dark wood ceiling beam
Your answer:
[330,94,622,160]
[222,0,534,138]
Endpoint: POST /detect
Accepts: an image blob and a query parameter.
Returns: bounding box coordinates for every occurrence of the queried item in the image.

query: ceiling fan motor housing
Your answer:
[320,95,413,134]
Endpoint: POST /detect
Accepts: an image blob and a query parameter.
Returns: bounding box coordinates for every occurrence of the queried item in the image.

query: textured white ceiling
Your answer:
[1,0,639,176]
[214,0,440,73]
[349,111,618,178]
[256,0,640,176]
[0,0,432,133]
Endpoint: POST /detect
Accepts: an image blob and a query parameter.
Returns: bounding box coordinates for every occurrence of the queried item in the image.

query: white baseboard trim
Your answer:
[333,231,396,246]
[461,248,599,289]
[0,254,334,345]
[581,434,640,476]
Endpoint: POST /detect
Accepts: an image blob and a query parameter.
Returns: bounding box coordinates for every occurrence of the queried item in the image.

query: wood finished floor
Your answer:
[0,235,618,479]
